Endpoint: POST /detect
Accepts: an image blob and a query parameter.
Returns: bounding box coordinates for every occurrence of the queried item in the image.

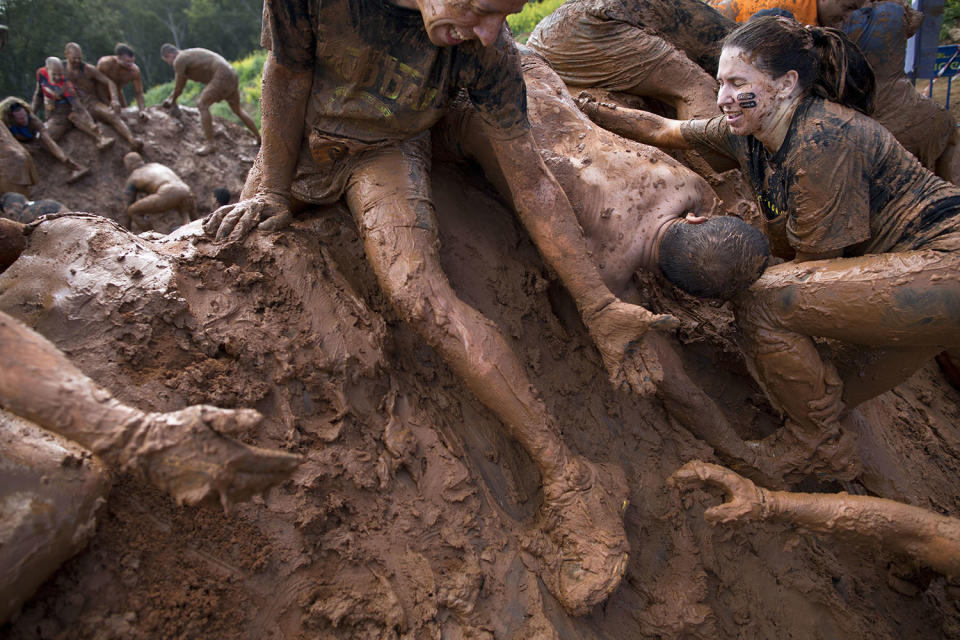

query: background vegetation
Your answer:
[0,0,262,101]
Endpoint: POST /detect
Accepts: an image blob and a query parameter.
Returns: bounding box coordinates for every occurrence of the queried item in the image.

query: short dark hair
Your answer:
[115,43,135,57]
[213,187,230,207]
[160,43,178,57]
[9,102,23,113]
[1,191,27,213]
[658,216,770,300]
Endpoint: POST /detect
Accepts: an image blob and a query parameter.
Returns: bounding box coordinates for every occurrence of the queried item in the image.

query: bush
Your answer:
[507,0,566,42]
[144,50,265,127]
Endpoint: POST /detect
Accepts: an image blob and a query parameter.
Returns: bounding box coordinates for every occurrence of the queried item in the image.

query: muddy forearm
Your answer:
[255,55,310,198]
[168,72,186,103]
[492,132,614,313]
[762,490,960,575]
[0,311,144,468]
[134,77,145,111]
[584,103,689,149]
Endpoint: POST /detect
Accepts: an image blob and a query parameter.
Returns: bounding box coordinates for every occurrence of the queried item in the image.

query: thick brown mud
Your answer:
[2,109,960,639]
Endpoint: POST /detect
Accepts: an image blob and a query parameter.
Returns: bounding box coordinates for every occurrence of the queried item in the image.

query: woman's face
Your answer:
[716,47,787,137]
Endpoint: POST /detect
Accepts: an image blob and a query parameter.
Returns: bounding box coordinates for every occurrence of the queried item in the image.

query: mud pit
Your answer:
[3,110,960,639]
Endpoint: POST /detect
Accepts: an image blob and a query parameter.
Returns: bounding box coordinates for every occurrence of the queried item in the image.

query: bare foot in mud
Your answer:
[668,460,764,524]
[585,299,679,396]
[746,420,861,484]
[522,457,629,615]
[123,405,301,511]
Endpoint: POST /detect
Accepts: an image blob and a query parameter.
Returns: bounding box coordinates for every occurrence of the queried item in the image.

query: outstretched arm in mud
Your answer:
[669,460,960,577]
[0,311,300,510]
[204,54,309,242]
[575,94,690,150]
[485,127,678,395]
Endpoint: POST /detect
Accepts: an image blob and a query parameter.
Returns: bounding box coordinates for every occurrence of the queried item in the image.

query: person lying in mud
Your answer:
[1,97,89,184]
[64,42,143,151]
[0,309,301,623]
[577,16,960,481]
[0,192,67,224]
[160,44,261,155]
[201,0,682,616]
[670,460,960,580]
[440,49,777,481]
[32,56,114,151]
[97,43,148,121]
[122,151,196,231]
[527,0,732,122]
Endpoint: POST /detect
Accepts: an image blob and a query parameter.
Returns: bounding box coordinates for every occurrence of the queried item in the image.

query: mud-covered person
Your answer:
[441,48,777,479]
[122,151,196,231]
[527,0,733,122]
[203,0,684,615]
[0,96,89,184]
[97,43,149,121]
[0,192,67,224]
[577,16,960,481]
[32,56,114,150]
[708,0,860,25]
[63,42,143,151]
[159,44,261,155]
[0,309,301,623]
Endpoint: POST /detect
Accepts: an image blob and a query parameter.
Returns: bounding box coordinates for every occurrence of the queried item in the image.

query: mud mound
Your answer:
[23,105,259,231]
[2,105,960,638]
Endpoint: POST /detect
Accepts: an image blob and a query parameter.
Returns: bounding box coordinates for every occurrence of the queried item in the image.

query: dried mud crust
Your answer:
[2,118,960,638]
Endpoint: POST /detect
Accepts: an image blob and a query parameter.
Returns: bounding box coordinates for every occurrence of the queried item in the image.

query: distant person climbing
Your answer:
[160,44,261,155]
[1,97,89,184]
[32,56,114,150]
[122,151,196,231]
[63,42,143,150]
[97,43,149,121]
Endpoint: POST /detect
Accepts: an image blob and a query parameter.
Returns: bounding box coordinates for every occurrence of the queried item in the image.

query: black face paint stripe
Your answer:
[737,92,756,108]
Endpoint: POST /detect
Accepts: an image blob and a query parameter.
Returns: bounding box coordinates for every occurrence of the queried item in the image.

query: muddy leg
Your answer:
[228,97,260,145]
[345,135,628,615]
[67,105,113,150]
[735,251,960,480]
[91,100,140,149]
[0,311,299,508]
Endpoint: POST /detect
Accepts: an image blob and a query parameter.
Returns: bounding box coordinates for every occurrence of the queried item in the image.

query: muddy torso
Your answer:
[96,56,141,104]
[65,63,100,103]
[261,0,528,145]
[132,164,189,194]
[174,49,234,86]
[682,97,960,256]
[530,0,732,75]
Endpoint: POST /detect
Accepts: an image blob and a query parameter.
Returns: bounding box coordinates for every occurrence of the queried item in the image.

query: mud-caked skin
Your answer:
[0,309,301,623]
[33,57,113,150]
[63,42,142,150]
[0,96,88,184]
[96,44,148,119]
[528,0,732,121]
[161,45,261,154]
[201,0,689,615]
[122,151,196,231]
[670,460,960,578]
[440,51,776,478]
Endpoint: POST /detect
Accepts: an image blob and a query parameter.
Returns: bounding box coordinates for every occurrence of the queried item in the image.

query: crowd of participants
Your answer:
[2,0,960,627]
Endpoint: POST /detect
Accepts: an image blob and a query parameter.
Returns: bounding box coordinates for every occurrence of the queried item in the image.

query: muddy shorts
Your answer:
[527,10,676,90]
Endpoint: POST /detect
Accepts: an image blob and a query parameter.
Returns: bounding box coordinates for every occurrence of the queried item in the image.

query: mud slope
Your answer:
[22,105,258,231]
[2,114,960,639]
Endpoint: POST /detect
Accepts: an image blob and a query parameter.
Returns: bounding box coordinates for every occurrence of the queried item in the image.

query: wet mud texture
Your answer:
[3,114,960,640]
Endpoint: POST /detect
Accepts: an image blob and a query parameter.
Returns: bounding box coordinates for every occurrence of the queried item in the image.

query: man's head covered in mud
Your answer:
[123,151,145,173]
[390,0,526,47]
[64,42,83,69]
[45,57,65,84]
[658,216,770,300]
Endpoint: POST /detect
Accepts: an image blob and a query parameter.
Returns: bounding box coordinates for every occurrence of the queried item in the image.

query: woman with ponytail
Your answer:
[578,15,960,482]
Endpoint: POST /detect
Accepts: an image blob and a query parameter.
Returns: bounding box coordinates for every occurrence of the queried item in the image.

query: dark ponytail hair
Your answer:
[723,15,875,115]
